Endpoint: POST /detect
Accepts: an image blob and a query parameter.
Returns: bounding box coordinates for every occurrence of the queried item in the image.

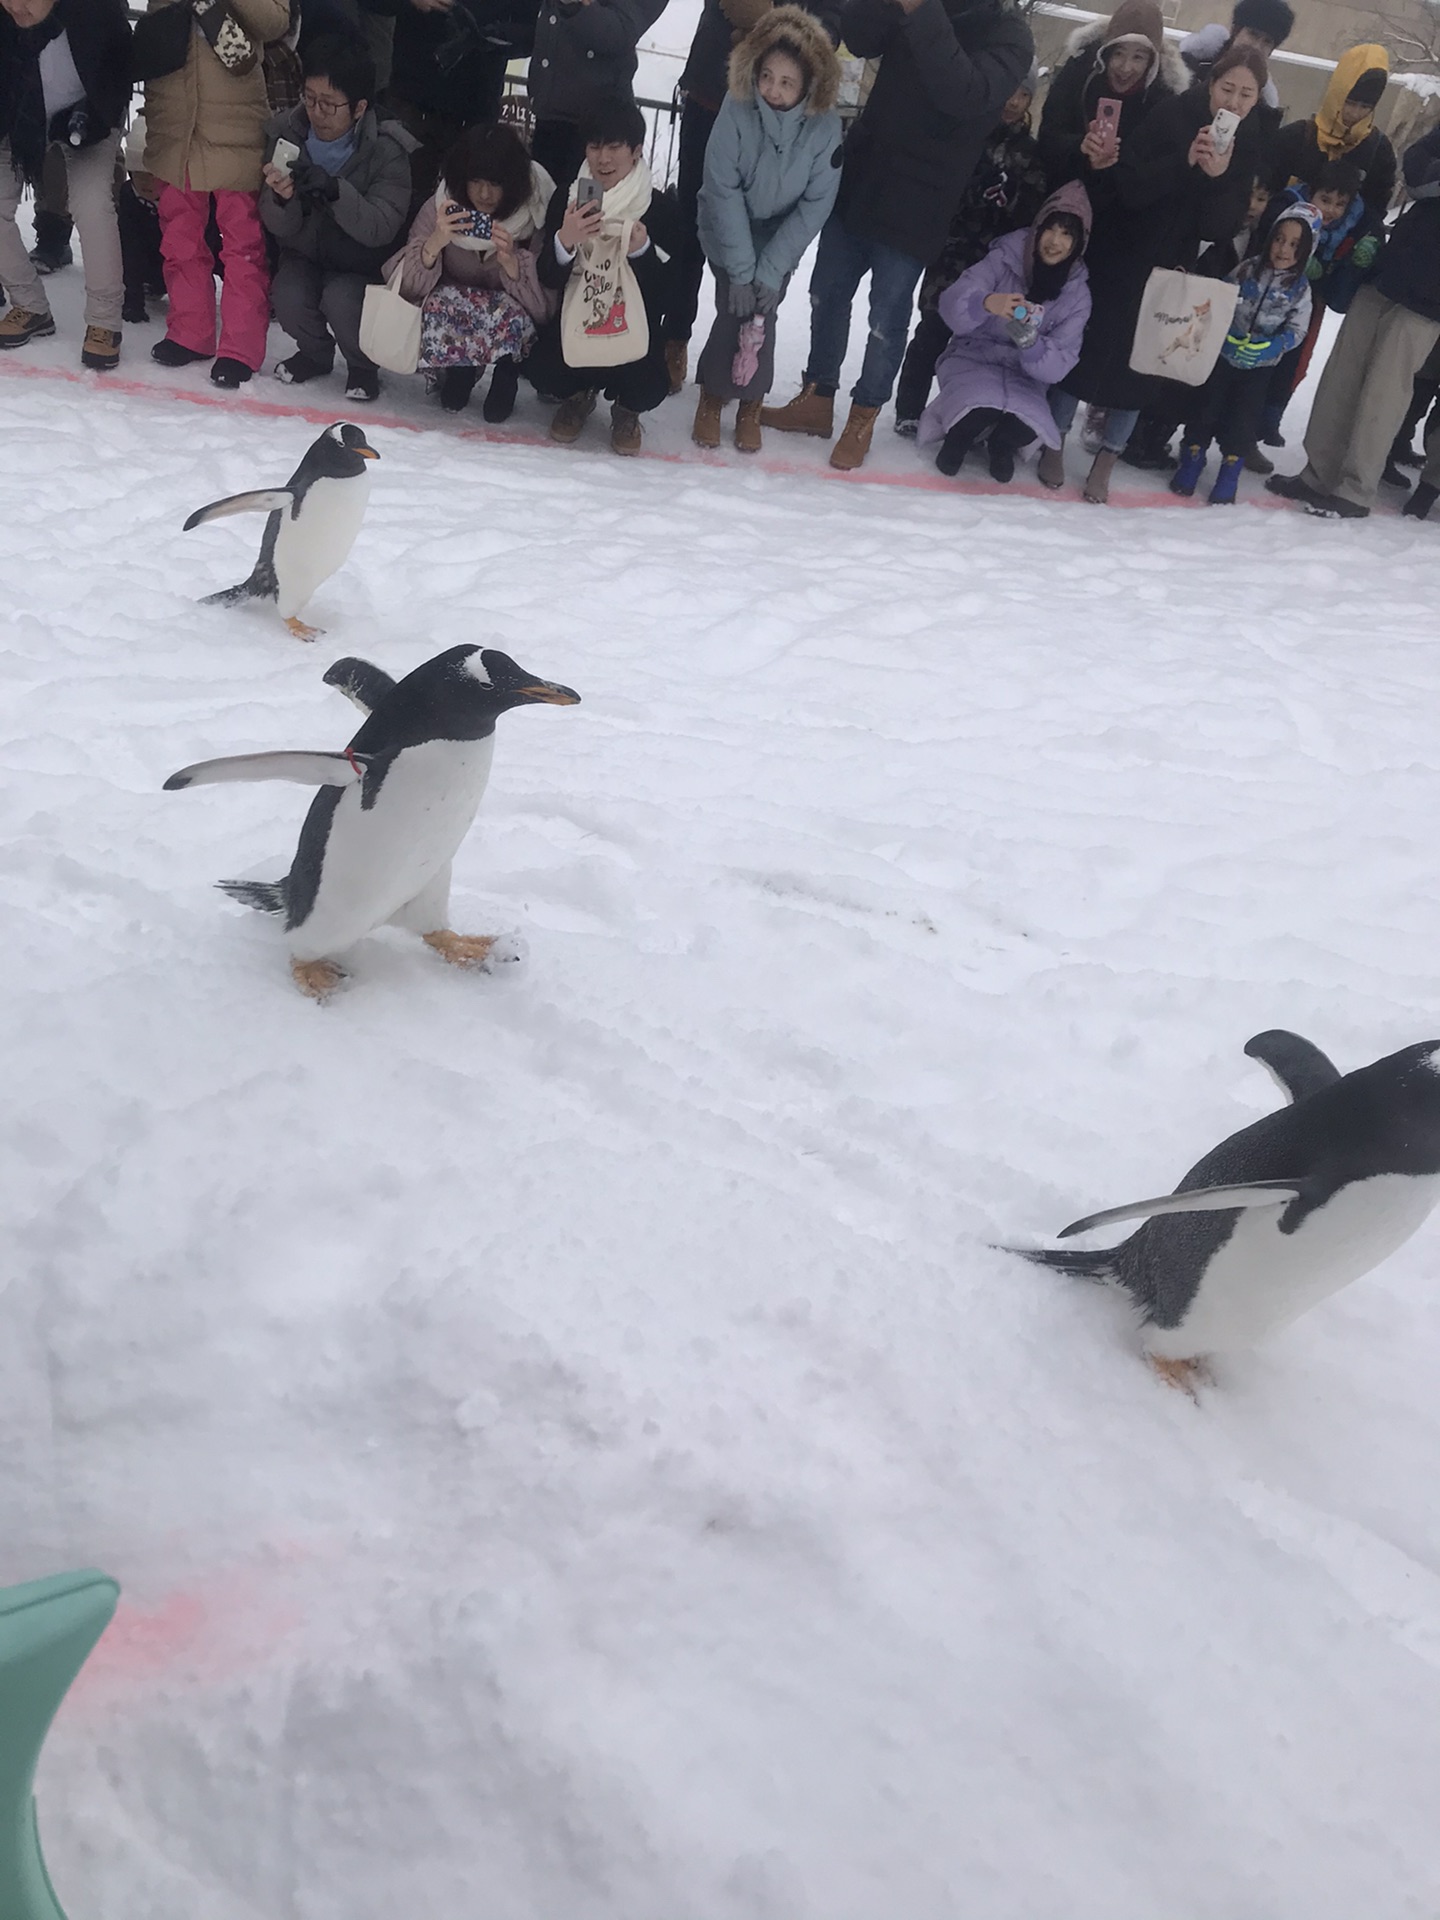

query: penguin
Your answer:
[1015,1032,1440,1391]
[183,423,379,641]
[164,644,580,999]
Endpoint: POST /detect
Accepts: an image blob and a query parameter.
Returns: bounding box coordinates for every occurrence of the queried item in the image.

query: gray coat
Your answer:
[698,92,841,290]
[527,0,668,122]
[259,107,415,276]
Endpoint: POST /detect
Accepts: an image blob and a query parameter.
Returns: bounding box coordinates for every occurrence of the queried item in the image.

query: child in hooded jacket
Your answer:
[692,5,842,453]
[1171,201,1319,503]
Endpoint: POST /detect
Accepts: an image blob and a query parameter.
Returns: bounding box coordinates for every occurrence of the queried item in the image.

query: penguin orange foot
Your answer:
[423,930,512,969]
[291,957,346,1000]
[1148,1354,1210,1398]
[286,617,322,642]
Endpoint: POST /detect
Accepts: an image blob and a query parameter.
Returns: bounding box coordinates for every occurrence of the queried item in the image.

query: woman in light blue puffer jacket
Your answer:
[693,4,842,452]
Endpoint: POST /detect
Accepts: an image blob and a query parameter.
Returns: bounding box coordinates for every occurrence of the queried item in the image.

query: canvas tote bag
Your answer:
[360,262,422,374]
[1128,266,1239,387]
[560,220,649,370]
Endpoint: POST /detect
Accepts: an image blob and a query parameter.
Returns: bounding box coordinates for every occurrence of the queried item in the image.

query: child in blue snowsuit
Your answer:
[1172,202,1320,504]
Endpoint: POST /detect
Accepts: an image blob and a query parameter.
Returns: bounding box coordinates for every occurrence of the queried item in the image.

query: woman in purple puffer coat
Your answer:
[917,180,1092,482]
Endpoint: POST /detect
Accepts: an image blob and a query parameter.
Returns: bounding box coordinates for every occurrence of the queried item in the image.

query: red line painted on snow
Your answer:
[0,355,1300,510]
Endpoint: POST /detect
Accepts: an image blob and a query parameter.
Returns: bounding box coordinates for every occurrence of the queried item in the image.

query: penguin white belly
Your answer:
[289,736,495,959]
[1147,1171,1440,1359]
[273,473,371,618]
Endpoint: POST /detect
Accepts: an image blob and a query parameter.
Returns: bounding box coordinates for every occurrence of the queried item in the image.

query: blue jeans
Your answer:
[1049,388,1140,454]
[803,213,925,409]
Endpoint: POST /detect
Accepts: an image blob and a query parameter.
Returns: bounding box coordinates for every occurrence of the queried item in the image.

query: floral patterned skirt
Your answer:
[417,283,537,370]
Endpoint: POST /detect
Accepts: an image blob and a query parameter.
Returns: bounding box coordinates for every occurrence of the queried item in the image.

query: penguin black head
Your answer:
[308,422,380,479]
[458,647,581,712]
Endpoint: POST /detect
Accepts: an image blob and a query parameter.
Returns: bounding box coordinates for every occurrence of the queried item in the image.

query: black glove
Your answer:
[292,158,339,206]
[727,279,757,319]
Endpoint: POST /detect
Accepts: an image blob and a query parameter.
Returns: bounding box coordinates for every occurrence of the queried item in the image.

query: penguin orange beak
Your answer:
[359,446,380,460]
[516,681,580,705]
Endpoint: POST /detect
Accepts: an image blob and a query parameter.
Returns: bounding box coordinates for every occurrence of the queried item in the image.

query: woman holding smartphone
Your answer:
[1036,0,1186,193]
[385,119,558,418]
[1042,43,1265,502]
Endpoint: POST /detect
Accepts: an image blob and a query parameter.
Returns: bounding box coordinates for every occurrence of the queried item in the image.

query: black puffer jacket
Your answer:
[1376,125,1440,324]
[679,0,843,114]
[1265,115,1396,218]
[527,0,667,123]
[835,0,1033,266]
[1037,20,1189,191]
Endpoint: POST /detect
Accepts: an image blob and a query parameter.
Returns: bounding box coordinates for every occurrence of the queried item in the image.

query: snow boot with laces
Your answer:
[759,382,834,438]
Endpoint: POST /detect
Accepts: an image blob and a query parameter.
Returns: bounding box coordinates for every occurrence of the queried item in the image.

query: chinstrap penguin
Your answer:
[1015,1031,1440,1392]
[183,423,379,641]
[164,644,580,999]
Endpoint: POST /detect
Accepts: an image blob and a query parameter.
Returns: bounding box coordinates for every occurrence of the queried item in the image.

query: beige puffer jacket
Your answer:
[142,0,289,194]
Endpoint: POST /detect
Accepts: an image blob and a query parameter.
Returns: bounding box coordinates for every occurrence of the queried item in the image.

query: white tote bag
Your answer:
[359,262,423,375]
[1128,266,1239,387]
[560,220,649,370]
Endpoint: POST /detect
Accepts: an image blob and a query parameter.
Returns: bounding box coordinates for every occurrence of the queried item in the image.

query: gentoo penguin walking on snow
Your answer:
[184,423,378,641]
[1016,1030,1440,1391]
[165,644,580,999]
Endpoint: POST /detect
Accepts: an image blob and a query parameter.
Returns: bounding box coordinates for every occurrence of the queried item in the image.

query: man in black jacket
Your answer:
[662,0,843,395]
[762,0,1031,469]
[1269,124,1440,519]
[0,0,130,366]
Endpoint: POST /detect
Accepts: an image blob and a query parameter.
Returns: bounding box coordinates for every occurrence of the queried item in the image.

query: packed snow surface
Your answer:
[4,326,1440,1920]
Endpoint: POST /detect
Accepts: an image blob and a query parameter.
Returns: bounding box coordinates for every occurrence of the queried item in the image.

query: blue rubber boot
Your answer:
[1169,440,1207,497]
[1208,453,1244,505]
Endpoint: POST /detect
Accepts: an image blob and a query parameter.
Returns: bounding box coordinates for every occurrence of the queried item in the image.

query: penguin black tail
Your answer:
[218,877,288,915]
[1007,1245,1119,1285]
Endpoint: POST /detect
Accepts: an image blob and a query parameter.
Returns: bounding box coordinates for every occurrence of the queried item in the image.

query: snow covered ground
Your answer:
[5,246,1440,1919]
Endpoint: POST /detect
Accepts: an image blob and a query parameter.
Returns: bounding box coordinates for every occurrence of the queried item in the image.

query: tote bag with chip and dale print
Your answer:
[558,158,653,370]
[1129,266,1239,387]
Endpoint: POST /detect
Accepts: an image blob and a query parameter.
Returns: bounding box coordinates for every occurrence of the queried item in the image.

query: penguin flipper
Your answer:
[1244,1029,1343,1104]
[183,490,294,531]
[163,750,372,791]
[1058,1180,1305,1239]
[323,657,398,714]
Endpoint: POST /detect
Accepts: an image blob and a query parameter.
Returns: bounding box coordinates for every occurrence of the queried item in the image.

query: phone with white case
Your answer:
[271,137,301,178]
[1209,107,1240,154]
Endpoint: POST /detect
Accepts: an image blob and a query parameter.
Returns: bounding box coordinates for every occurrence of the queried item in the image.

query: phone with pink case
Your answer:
[1091,96,1121,158]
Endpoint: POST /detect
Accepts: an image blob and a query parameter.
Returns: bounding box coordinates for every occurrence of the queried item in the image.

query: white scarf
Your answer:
[565,155,653,257]
[435,160,556,257]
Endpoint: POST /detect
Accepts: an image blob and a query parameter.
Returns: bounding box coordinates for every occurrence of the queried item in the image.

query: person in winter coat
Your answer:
[1264,45,1396,216]
[664,0,841,397]
[386,0,536,199]
[1251,161,1378,455]
[1170,199,1316,504]
[1177,0,1293,135]
[691,6,840,452]
[259,37,413,402]
[0,0,130,367]
[1269,123,1440,519]
[527,0,666,191]
[917,178,1090,482]
[1036,0,1188,194]
[1044,45,1264,504]
[524,95,682,455]
[139,0,290,387]
[385,118,555,417]
[760,0,1033,473]
[893,66,1046,433]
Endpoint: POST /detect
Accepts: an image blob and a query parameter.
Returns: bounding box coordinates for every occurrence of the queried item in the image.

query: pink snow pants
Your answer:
[158,184,270,370]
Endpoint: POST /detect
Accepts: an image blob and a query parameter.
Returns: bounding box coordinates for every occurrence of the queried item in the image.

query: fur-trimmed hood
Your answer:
[727,4,842,116]
[1060,16,1189,96]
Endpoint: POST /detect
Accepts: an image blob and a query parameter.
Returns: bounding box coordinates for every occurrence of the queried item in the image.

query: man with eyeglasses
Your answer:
[260,34,416,401]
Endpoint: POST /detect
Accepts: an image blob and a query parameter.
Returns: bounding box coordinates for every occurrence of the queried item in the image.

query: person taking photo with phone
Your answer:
[1036,0,1186,193]
[385,118,557,417]
[260,36,414,403]
[1043,41,1264,503]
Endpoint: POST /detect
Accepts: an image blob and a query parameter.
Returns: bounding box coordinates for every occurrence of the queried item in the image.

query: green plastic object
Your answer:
[0,1569,120,1920]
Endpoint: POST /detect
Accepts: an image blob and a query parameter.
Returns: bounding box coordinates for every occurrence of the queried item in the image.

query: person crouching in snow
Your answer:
[1170,201,1317,504]
[524,97,683,458]
[692,6,841,454]
[917,181,1091,483]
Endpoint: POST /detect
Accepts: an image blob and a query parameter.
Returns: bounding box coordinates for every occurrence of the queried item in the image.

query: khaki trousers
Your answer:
[0,134,123,331]
[1299,284,1440,509]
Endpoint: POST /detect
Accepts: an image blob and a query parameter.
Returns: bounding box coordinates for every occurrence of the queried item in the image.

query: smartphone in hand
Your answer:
[576,175,604,209]
[1209,107,1240,154]
[449,204,493,239]
[271,137,301,178]
[1090,96,1122,159]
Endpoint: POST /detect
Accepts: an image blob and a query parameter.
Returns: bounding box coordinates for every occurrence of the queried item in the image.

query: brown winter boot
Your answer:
[759,382,833,438]
[830,402,880,472]
[692,390,723,449]
[610,403,643,456]
[734,400,763,454]
[81,325,120,371]
[1037,435,1066,490]
[550,388,597,445]
[664,338,687,396]
[1083,448,1119,504]
[0,305,56,348]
